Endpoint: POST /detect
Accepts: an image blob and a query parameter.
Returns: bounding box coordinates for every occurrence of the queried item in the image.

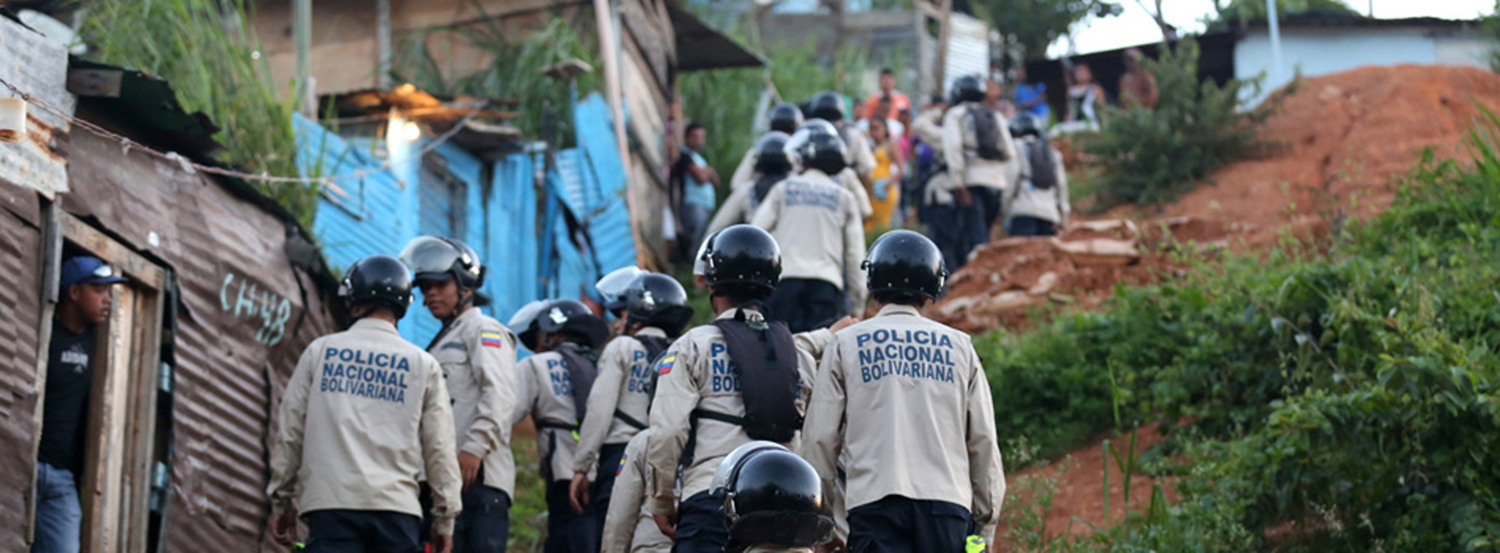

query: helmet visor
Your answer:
[507,300,550,330]
[400,236,463,280]
[595,266,645,305]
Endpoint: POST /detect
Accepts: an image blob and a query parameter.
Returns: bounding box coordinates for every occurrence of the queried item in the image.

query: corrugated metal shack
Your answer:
[1,17,337,553]
[297,87,638,349]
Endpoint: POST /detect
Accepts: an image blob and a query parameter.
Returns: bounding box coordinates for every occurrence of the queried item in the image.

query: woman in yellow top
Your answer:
[865,116,905,232]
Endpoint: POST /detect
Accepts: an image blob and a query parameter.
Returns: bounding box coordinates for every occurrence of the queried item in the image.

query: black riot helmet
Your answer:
[767,103,804,134]
[951,74,985,104]
[753,132,794,175]
[798,131,848,176]
[538,299,610,350]
[863,230,948,302]
[400,236,486,290]
[703,224,781,298]
[339,255,415,320]
[625,273,695,337]
[718,444,833,551]
[808,91,846,122]
[1010,112,1045,138]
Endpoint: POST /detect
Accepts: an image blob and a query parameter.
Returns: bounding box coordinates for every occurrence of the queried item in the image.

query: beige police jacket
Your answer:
[840,123,877,180]
[1005,137,1071,226]
[429,307,518,496]
[513,350,589,483]
[751,169,868,308]
[573,327,667,475]
[801,304,1005,528]
[730,145,758,191]
[942,103,1016,191]
[602,429,673,553]
[837,169,875,219]
[646,309,831,518]
[268,318,462,534]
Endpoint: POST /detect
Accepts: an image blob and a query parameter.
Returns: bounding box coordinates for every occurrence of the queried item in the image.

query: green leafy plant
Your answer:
[78,0,315,225]
[1085,37,1280,207]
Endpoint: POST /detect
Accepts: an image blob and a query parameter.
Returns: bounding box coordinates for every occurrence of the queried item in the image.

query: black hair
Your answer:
[712,283,772,306]
[873,290,927,307]
[686,122,706,134]
[880,67,895,76]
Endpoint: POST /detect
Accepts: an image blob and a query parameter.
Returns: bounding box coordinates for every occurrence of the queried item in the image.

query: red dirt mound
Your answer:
[934,65,1500,332]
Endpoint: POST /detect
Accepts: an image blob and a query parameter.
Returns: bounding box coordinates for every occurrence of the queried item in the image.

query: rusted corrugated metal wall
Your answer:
[0,178,43,551]
[64,130,336,553]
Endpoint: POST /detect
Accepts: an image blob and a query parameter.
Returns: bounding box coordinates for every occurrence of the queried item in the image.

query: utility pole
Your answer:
[294,0,312,115]
[377,0,391,89]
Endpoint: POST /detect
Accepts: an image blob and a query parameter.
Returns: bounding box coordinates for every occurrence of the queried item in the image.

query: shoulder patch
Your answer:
[616,454,628,476]
[480,331,506,349]
[657,354,677,375]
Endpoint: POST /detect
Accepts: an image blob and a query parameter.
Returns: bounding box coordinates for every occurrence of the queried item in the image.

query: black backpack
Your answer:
[966,105,1009,162]
[696,317,802,443]
[1025,139,1059,191]
[555,344,599,424]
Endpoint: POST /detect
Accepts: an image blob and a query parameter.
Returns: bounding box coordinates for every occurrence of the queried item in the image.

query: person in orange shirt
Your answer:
[862,68,911,122]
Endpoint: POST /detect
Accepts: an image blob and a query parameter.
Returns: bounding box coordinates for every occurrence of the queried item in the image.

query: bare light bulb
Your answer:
[402,121,421,141]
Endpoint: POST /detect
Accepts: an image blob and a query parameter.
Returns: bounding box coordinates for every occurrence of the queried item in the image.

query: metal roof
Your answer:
[668,1,766,71]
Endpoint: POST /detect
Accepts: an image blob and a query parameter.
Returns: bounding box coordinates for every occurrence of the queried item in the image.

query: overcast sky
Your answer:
[1049,0,1496,57]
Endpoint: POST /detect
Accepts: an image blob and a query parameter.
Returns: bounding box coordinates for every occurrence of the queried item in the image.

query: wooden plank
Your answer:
[81,286,135,552]
[59,213,166,290]
[124,289,163,553]
[24,200,62,546]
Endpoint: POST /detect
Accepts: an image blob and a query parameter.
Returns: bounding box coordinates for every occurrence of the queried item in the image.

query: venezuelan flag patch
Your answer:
[657,355,676,375]
[616,455,627,476]
[480,331,505,349]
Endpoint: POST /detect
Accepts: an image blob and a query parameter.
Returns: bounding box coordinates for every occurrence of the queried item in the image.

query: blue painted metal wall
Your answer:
[295,93,638,351]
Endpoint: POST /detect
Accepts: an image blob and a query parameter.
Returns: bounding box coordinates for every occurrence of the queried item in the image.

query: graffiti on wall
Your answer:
[219,273,292,346]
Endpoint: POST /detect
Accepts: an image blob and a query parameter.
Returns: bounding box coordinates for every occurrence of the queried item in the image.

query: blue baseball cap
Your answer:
[60,256,127,289]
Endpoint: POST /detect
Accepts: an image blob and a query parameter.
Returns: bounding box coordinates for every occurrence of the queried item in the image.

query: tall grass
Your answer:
[78,0,313,225]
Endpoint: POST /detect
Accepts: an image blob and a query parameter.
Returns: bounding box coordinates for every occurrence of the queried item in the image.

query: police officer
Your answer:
[268,255,462,553]
[753,131,868,332]
[789,119,874,219]
[712,442,835,553]
[807,91,877,186]
[707,132,796,240]
[600,427,672,553]
[569,273,694,523]
[941,75,1016,261]
[402,236,518,553]
[512,299,612,553]
[646,224,819,552]
[730,103,806,190]
[1004,112,1070,237]
[801,231,1005,553]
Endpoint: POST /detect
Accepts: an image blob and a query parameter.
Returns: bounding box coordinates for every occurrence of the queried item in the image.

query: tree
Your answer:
[1208,0,1356,28]
[972,0,1122,57]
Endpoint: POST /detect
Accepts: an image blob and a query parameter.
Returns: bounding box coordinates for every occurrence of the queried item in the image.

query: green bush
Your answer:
[1086,37,1277,207]
[986,109,1500,549]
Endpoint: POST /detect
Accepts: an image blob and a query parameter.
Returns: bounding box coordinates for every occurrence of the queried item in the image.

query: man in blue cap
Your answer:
[34,256,125,553]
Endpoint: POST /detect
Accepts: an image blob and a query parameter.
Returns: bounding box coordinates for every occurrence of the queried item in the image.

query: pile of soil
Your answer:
[935,65,1500,333]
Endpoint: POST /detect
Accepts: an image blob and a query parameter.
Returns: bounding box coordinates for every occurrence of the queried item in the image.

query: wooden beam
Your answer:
[24,200,63,547]
[934,0,953,91]
[59,213,167,290]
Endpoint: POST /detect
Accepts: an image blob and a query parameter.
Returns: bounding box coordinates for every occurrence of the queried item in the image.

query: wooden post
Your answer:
[592,0,645,266]
[24,200,63,546]
[934,0,953,93]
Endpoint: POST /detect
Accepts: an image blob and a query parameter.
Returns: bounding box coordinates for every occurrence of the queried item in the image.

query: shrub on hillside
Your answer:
[985,110,1500,549]
[1086,37,1278,207]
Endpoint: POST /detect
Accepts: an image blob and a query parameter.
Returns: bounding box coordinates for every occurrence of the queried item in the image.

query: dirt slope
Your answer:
[935,65,1500,333]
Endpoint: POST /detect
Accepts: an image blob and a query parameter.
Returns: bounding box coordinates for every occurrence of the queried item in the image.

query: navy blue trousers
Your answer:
[420,477,512,553]
[848,496,971,553]
[925,203,971,274]
[1008,215,1057,237]
[546,480,600,553]
[768,278,847,333]
[305,510,422,553]
[589,443,630,541]
[672,491,730,553]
